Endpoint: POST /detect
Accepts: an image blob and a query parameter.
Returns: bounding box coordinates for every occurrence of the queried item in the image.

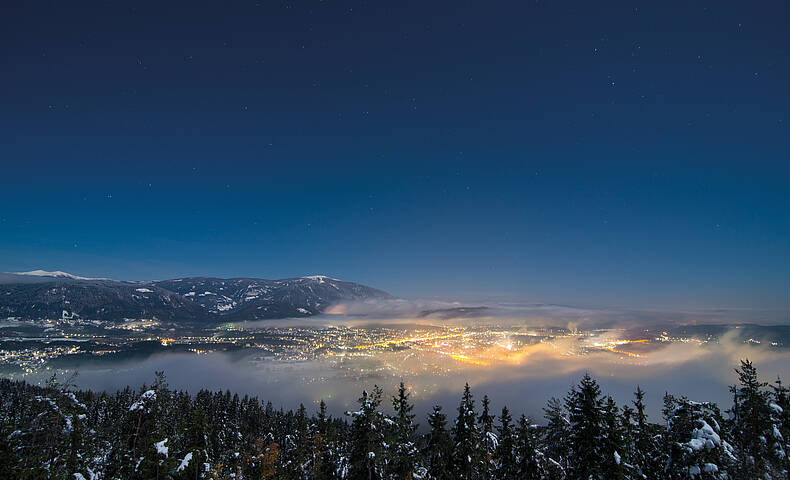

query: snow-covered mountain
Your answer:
[151,275,389,319]
[12,270,106,281]
[0,272,391,323]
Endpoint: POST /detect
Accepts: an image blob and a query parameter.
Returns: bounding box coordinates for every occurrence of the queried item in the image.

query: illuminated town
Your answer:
[1,314,782,380]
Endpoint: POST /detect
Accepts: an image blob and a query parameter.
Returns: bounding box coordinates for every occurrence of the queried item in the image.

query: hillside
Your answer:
[0,271,391,323]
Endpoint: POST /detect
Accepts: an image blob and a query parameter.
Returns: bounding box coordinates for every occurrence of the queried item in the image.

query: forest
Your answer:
[0,359,787,480]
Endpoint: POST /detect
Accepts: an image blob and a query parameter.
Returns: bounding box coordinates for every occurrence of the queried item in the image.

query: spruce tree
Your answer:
[478,394,497,480]
[770,377,790,476]
[281,403,311,480]
[542,396,569,478]
[7,362,790,479]
[313,400,338,480]
[664,395,735,479]
[631,386,661,478]
[619,403,635,466]
[174,400,209,480]
[423,406,453,480]
[452,383,480,480]
[348,387,385,480]
[600,396,628,479]
[65,407,86,478]
[515,415,542,480]
[128,374,176,479]
[729,359,784,478]
[565,373,604,479]
[389,381,419,479]
[493,406,516,480]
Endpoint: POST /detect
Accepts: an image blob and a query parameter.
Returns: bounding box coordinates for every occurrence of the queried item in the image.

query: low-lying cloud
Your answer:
[271,297,788,330]
[22,298,790,427]
[40,326,789,428]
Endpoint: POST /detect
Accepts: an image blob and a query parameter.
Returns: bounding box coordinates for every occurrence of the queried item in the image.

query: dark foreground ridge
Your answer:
[1,360,788,479]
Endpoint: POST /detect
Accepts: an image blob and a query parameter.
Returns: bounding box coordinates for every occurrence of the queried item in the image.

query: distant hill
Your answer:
[0,271,391,324]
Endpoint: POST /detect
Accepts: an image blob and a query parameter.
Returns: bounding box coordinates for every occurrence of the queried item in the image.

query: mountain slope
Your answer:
[0,280,207,322]
[0,272,391,323]
[151,275,391,320]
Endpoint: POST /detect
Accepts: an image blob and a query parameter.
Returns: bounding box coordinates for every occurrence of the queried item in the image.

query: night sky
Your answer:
[1,1,788,310]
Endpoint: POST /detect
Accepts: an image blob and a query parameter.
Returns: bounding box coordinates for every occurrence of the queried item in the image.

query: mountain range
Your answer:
[0,270,391,324]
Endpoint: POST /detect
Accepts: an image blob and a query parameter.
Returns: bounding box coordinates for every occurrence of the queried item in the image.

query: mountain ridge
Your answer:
[0,270,391,324]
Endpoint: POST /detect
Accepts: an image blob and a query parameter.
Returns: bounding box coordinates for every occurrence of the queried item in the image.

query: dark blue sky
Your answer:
[1,1,788,309]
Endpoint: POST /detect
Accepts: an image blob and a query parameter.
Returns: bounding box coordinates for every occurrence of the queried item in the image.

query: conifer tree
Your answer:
[0,425,12,479]
[348,386,386,480]
[515,415,542,480]
[6,364,790,479]
[600,396,628,479]
[542,396,569,475]
[729,359,784,478]
[65,407,86,477]
[173,400,209,480]
[129,373,176,479]
[664,394,735,479]
[452,383,480,480]
[619,403,635,464]
[389,381,419,479]
[493,406,516,480]
[631,386,661,478]
[565,373,604,479]
[770,377,790,476]
[281,403,311,480]
[312,399,338,480]
[478,394,497,480]
[423,406,453,480]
